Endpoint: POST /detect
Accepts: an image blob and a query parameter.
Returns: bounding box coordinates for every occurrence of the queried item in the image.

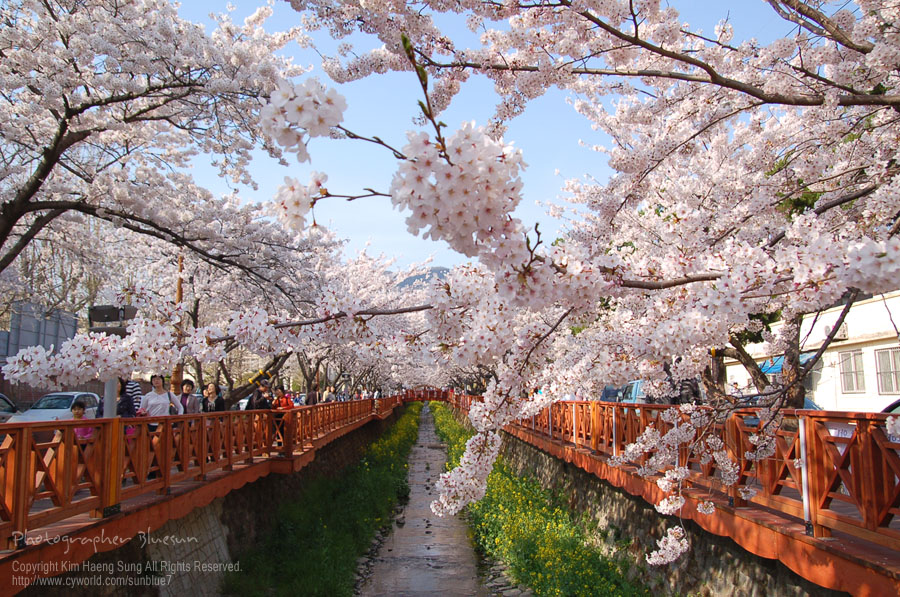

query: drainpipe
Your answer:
[799,416,813,535]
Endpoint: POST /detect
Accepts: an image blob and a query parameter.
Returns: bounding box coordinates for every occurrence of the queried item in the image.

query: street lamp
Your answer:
[88,305,137,418]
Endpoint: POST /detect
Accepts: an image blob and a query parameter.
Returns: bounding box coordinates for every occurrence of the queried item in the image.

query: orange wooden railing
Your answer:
[404,388,450,402]
[0,396,408,549]
[448,395,900,553]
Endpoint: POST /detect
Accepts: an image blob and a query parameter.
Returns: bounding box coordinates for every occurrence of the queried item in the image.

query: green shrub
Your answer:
[223,402,423,596]
[431,402,648,597]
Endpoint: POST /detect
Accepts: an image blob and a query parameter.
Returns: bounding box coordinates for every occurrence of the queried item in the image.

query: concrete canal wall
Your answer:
[499,431,846,597]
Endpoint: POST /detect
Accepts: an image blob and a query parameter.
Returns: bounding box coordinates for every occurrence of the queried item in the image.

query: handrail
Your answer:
[447,395,900,553]
[0,394,415,549]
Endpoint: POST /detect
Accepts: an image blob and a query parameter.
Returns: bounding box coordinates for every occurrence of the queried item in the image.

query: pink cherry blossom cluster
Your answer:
[186,326,228,364]
[887,417,900,437]
[272,172,327,231]
[260,78,347,162]
[696,501,716,515]
[2,319,178,387]
[645,526,690,566]
[227,308,283,357]
[390,122,527,259]
[431,430,502,517]
[655,495,686,516]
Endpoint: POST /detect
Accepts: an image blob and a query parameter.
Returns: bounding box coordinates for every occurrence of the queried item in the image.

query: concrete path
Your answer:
[360,404,489,597]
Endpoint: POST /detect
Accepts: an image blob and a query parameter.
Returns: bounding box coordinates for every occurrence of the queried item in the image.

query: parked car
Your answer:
[599,385,622,402]
[619,380,646,404]
[231,397,249,411]
[881,398,900,415]
[741,396,823,427]
[0,393,18,423]
[6,392,100,423]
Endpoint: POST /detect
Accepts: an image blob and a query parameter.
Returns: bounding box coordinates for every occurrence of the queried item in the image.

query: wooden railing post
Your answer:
[572,403,578,446]
[548,406,553,440]
[8,428,29,549]
[590,402,600,452]
[725,414,747,507]
[799,415,815,536]
[281,410,296,456]
[224,414,235,471]
[98,418,122,517]
[158,421,172,494]
[197,415,209,479]
[857,420,882,532]
[58,426,74,506]
[612,407,618,457]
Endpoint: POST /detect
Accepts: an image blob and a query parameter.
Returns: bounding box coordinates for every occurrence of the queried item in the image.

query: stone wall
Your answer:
[500,431,847,597]
[22,407,405,596]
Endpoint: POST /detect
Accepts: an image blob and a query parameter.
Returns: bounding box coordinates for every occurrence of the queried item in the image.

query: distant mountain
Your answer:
[398,266,449,289]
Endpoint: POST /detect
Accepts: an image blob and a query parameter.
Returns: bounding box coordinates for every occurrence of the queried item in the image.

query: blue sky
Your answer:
[178,1,789,269]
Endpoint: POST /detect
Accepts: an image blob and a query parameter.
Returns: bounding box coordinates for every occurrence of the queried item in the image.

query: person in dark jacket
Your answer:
[98,378,138,419]
[306,387,319,406]
[202,382,225,412]
[245,381,273,410]
[117,378,137,418]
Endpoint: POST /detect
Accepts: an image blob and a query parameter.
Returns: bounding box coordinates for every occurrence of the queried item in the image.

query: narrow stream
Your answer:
[359,403,490,596]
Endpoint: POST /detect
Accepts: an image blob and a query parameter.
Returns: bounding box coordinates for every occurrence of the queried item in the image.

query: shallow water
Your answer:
[358,404,490,597]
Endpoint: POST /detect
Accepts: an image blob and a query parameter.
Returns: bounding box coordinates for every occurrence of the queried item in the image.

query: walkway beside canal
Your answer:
[360,404,489,597]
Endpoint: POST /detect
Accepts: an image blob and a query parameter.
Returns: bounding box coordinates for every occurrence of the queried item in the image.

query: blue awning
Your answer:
[758,352,816,375]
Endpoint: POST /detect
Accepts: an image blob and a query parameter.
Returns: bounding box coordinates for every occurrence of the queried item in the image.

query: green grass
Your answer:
[430,402,648,597]
[223,402,423,596]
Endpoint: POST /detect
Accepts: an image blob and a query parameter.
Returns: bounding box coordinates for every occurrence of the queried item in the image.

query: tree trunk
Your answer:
[727,336,771,393]
[780,314,806,409]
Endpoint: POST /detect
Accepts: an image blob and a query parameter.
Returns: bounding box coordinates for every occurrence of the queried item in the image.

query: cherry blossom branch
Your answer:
[317,189,392,202]
[517,307,574,375]
[23,200,300,302]
[401,35,452,164]
[336,125,407,160]
[764,0,874,54]
[207,304,435,345]
[619,273,721,290]
[799,289,859,378]
[414,4,898,108]
[559,0,894,108]
[0,208,66,273]
[766,184,878,247]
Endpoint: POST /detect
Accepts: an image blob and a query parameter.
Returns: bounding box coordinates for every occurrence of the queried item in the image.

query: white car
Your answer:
[7,392,100,423]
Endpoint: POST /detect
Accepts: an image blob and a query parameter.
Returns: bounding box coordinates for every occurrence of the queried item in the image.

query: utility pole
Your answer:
[170,253,184,393]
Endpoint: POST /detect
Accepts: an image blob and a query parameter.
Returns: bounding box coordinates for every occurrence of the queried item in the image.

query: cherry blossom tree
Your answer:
[0,0,307,285]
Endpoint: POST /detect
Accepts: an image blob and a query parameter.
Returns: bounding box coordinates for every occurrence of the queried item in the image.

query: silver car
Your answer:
[6,391,100,423]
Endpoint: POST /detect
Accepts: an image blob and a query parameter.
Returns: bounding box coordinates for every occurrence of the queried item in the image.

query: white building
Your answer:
[725,290,900,413]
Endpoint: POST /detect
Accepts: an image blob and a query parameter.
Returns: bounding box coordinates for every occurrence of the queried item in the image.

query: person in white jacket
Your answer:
[140,374,183,417]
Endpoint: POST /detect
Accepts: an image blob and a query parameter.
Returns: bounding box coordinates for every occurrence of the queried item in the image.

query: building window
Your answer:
[839,350,865,393]
[876,348,900,395]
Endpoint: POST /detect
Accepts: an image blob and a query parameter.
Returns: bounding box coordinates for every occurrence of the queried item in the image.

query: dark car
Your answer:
[0,393,17,423]
[741,396,823,427]
[599,385,622,402]
[619,380,646,404]
[882,398,900,415]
